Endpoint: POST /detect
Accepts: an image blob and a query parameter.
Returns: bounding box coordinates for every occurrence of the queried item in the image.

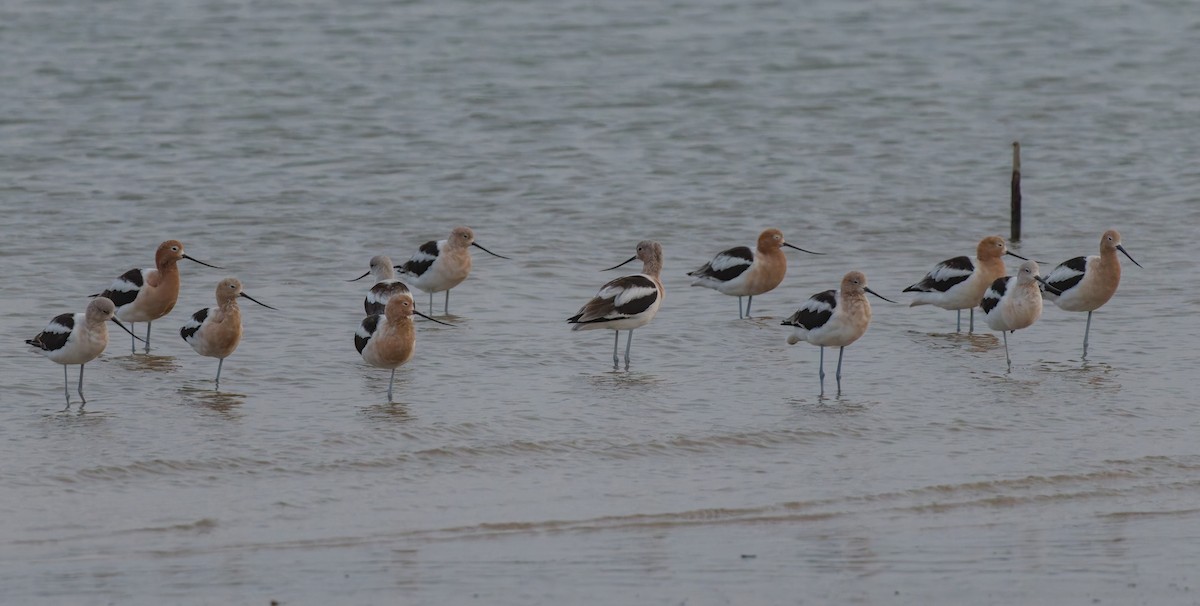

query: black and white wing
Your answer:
[568,275,659,325]
[980,276,1010,315]
[180,308,209,343]
[397,240,441,279]
[782,290,837,331]
[364,280,411,316]
[98,268,146,309]
[1043,256,1088,297]
[355,314,381,354]
[903,256,974,293]
[26,312,77,353]
[688,245,754,283]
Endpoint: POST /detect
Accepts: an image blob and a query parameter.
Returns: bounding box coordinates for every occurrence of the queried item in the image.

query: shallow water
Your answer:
[3,0,1200,603]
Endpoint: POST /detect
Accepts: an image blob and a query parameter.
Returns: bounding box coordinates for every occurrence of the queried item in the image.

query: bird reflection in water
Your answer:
[360,402,415,424]
[113,354,182,374]
[181,388,246,416]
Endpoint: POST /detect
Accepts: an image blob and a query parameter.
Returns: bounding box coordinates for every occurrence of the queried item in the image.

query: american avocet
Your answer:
[96,240,222,354]
[394,226,509,315]
[903,236,1028,333]
[981,261,1060,372]
[180,278,276,391]
[782,271,894,395]
[688,228,821,318]
[1043,230,1142,359]
[348,255,411,316]
[26,297,142,406]
[355,293,452,402]
[568,240,664,370]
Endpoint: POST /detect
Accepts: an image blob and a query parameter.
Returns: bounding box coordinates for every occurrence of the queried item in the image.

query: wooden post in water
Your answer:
[1011,141,1022,242]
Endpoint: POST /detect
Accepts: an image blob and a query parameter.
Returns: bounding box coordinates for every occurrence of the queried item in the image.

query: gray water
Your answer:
[3,0,1200,603]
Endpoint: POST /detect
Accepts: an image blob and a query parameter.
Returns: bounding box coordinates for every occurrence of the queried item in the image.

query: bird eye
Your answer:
[171,246,179,251]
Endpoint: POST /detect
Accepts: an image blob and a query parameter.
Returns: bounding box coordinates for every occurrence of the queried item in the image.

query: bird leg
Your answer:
[1082,311,1093,359]
[612,331,620,369]
[1003,331,1011,372]
[77,364,87,405]
[818,346,826,395]
[624,330,633,370]
[835,346,845,394]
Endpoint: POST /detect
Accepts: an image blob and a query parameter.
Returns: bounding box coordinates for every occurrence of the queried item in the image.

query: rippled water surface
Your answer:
[3,0,1200,603]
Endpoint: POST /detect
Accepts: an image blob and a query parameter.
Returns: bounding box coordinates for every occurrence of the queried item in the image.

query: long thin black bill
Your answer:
[602,256,638,271]
[239,292,278,310]
[182,254,224,269]
[413,311,455,326]
[111,318,147,343]
[1116,244,1143,268]
[1035,276,1063,296]
[1005,250,1049,264]
[783,242,823,255]
[864,287,897,303]
[471,242,510,259]
[348,271,372,282]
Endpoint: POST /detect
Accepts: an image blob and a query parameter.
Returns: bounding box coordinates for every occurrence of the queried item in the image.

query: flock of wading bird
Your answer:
[25,226,1140,405]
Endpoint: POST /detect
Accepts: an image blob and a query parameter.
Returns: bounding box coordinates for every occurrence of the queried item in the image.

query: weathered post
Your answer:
[1011,141,1022,242]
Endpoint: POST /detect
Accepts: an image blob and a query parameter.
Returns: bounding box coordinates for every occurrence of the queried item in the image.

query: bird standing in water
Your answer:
[903,236,1027,333]
[688,228,821,319]
[27,297,142,407]
[394,226,509,315]
[783,271,895,395]
[355,294,452,402]
[1041,230,1142,359]
[180,278,277,390]
[981,261,1060,372]
[96,240,222,354]
[569,240,665,370]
